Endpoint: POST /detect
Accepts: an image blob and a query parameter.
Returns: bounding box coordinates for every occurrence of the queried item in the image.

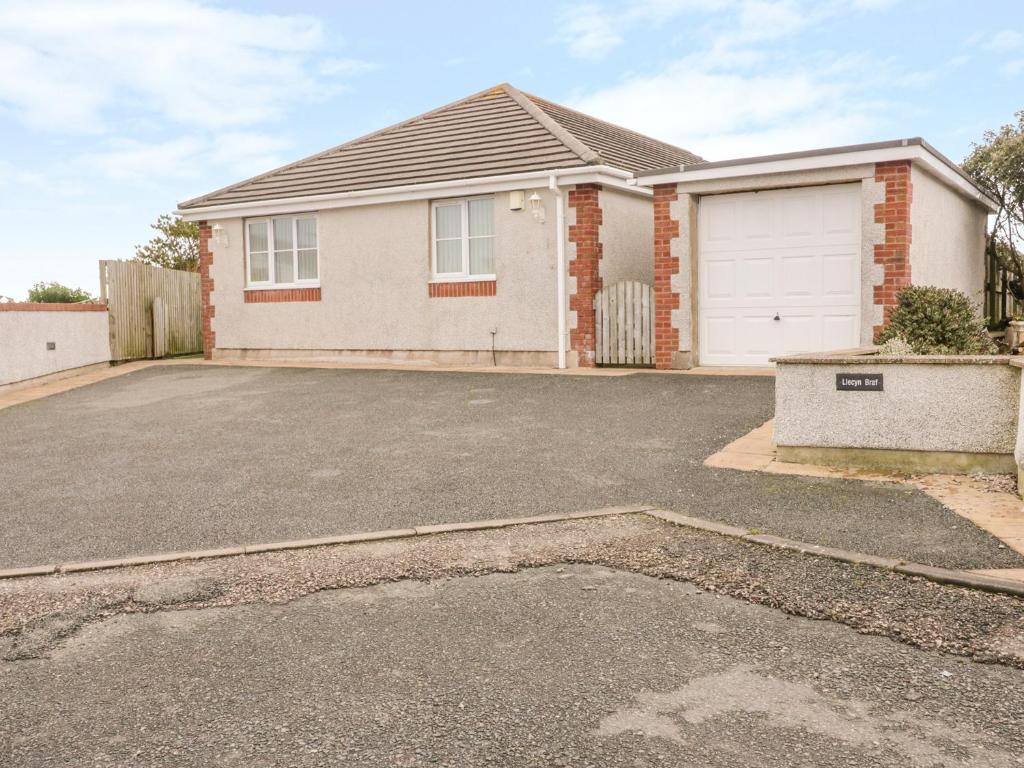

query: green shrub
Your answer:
[877,286,996,355]
[27,282,94,304]
[877,335,915,356]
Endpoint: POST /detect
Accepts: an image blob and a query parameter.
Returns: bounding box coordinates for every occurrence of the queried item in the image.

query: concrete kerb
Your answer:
[648,509,1024,598]
[2,504,1023,598]
[0,505,657,581]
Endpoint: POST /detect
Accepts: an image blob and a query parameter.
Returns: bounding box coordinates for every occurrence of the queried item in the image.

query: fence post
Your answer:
[152,296,167,359]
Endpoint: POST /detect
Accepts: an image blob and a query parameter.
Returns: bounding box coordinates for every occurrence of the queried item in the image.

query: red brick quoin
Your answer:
[653,184,681,369]
[198,220,215,359]
[873,161,913,338]
[568,183,603,367]
[428,280,497,298]
[245,288,322,303]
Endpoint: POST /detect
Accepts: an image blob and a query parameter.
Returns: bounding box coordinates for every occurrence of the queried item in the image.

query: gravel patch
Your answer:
[2,515,1022,668]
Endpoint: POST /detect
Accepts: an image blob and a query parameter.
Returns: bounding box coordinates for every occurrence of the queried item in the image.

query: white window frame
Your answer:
[430,196,496,282]
[245,215,320,289]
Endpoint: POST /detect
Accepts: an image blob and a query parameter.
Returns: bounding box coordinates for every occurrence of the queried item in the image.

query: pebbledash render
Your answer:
[179,85,997,371]
[639,139,998,369]
[177,84,699,368]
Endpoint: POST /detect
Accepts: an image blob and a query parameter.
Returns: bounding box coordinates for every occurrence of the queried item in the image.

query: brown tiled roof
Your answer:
[178,83,701,210]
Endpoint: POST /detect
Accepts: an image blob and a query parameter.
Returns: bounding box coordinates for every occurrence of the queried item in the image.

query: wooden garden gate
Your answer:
[99,260,202,361]
[594,280,654,367]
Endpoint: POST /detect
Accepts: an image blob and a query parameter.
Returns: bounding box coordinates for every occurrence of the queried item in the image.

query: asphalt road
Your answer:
[3,557,1022,767]
[1,365,1019,569]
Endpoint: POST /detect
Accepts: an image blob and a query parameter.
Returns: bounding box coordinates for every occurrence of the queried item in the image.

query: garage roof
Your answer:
[178,84,701,211]
[637,137,998,211]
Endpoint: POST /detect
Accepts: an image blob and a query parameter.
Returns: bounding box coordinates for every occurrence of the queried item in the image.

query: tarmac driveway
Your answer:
[4,511,1023,768]
[1,364,1020,569]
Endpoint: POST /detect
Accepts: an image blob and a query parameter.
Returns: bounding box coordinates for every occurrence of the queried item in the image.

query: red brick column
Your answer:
[198,220,215,360]
[653,184,681,369]
[873,161,913,338]
[568,183,603,367]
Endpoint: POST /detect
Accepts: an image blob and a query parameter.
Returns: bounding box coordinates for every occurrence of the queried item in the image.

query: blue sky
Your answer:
[0,0,1021,300]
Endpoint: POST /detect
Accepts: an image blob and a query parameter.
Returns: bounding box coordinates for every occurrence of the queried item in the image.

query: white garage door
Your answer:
[698,184,861,367]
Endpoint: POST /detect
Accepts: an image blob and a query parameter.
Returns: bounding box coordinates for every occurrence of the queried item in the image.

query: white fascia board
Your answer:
[639,146,997,212]
[176,166,644,221]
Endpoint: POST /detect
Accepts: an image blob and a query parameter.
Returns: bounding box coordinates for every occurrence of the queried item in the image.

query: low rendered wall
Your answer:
[0,304,111,386]
[773,349,1019,474]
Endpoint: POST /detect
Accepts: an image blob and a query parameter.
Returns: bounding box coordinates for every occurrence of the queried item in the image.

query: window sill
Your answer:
[244,287,322,303]
[428,279,496,298]
[428,275,496,285]
[245,283,320,291]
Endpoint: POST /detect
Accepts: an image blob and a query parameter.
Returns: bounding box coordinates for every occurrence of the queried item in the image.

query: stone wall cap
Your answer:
[773,348,1015,366]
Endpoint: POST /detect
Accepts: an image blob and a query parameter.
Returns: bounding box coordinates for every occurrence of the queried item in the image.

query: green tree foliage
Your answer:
[27,282,95,303]
[878,286,996,355]
[134,214,199,272]
[963,111,1024,276]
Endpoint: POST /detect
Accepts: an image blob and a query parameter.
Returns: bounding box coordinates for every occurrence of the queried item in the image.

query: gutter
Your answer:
[176,165,647,222]
[549,175,567,369]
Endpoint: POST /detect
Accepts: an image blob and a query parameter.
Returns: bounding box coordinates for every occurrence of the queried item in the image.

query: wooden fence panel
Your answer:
[100,261,201,361]
[594,280,654,367]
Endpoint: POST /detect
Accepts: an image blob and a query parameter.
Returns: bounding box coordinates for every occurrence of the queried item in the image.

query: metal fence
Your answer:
[99,260,201,361]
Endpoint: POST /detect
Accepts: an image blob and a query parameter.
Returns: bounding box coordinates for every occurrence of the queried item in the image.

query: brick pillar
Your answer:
[653,183,681,369]
[568,183,603,367]
[198,220,215,360]
[873,161,912,338]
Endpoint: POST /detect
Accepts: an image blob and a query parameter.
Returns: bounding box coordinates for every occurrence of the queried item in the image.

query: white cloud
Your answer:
[81,137,208,181]
[556,3,624,59]
[0,0,373,133]
[985,30,1023,52]
[554,0,897,60]
[79,132,291,184]
[555,0,728,59]
[563,1,907,159]
[319,58,379,77]
[572,61,880,159]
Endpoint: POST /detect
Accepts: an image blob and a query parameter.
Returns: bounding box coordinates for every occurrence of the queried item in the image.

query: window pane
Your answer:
[248,221,268,253]
[436,239,463,273]
[273,218,294,251]
[469,237,494,275]
[250,252,269,283]
[468,198,494,238]
[275,250,294,283]
[297,218,317,249]
[297,249,317,280]
[435,204,461,239]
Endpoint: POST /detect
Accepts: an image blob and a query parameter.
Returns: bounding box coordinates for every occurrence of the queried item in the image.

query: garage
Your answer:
[640,138,997,370]
[697,184,861,367]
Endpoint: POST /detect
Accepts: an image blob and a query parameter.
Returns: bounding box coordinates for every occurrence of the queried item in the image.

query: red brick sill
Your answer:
[428,280,496,298]
[244,288,322,303]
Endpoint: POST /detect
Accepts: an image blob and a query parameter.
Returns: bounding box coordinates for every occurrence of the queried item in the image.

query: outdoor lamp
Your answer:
[212,223,228,247]
[528,192,545,223]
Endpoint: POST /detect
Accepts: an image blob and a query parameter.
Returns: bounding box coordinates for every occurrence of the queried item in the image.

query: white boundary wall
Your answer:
[0,306,111,386]
[774,350,1019,456]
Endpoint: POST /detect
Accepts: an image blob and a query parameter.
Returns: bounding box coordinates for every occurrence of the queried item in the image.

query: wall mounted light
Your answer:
[528,192,545,223]
[212,223,229,247]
